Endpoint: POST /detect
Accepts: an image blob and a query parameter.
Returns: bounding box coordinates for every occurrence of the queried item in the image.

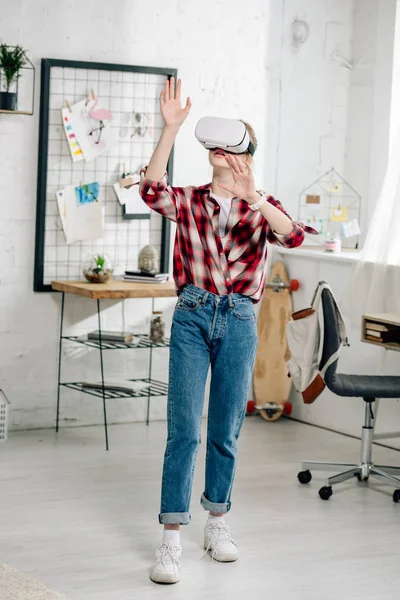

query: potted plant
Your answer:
[82,253,113,283]
[0,44,27,111]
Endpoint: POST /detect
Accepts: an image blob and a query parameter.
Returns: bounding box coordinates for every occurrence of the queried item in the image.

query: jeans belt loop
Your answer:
[201,292,209,305]
[228,294,235,309]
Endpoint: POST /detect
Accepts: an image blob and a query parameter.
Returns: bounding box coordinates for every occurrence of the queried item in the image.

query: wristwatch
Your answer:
[249,192,267,211]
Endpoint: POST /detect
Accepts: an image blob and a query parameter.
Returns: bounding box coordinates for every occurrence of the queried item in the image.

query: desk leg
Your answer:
[56,292,65,433]
[146,297,155,426]
[97,300,109,451]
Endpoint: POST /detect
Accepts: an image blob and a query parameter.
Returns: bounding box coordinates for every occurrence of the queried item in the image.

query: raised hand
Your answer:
[217,154,258,203]
[160,77,192,129]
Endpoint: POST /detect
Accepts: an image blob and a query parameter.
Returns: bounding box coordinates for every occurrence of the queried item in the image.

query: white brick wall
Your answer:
[0,0,269,430]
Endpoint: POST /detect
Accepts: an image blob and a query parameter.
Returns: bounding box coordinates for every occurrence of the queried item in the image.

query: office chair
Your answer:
[297,287,400,503]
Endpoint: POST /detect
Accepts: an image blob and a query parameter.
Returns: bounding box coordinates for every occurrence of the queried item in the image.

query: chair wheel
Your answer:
[319,486,333,500]
[356,473,368,482]
[298,470,312,484]
[393,489,400,503]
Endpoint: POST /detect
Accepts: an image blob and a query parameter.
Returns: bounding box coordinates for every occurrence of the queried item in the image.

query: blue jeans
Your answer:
[159,284,258,525]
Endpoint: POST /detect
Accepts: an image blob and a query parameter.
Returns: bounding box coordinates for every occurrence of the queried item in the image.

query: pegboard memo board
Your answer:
[34,58,176,292]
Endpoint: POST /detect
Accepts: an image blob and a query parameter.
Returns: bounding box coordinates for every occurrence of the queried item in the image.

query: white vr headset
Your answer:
[195,116,255,156]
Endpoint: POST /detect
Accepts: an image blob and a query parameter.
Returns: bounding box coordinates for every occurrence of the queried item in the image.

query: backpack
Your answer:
[286,281,349,404]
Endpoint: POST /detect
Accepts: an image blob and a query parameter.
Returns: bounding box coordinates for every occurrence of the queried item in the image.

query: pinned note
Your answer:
[341,219,360,238]
[61,107,84,162]
[331,206,348,222]
[56,185,104,244]
[306,194,320,204]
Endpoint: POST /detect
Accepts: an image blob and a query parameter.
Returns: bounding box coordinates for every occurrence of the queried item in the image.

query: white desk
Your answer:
[361,313,400,443]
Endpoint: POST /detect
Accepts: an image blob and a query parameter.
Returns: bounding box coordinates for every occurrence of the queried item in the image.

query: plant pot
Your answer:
[0,92,17,111]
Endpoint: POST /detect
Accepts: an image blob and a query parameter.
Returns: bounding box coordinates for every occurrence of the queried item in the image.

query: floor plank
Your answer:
[1,418,399,599]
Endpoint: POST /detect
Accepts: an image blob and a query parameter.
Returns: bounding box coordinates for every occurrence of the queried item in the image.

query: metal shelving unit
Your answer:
[57,293,170,450]
[61,378,169,400]
[63,333,170,350]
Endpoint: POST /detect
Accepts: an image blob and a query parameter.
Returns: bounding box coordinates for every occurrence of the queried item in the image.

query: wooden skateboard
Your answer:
[250,261,299,421]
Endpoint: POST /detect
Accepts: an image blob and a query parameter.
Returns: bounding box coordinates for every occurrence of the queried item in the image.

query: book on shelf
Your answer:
[365,322,390,333]
[365,329,400,344]
[125,270,169,279]
[87,330,137,343]
[365,329,382,338]
[81,379,151,393]
[123,275,169,284]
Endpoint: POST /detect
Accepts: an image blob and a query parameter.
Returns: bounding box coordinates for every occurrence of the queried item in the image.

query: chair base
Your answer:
[298,400,400,502]
[301,460,400,486]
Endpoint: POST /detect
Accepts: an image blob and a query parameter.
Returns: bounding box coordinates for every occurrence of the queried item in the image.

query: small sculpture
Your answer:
[138,245,158,273]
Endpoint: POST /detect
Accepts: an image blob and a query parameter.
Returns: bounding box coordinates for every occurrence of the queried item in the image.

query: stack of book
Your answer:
[87,330,141,345]
[81,379,150,393]
[365,322,400,345]
[123,270,169,284]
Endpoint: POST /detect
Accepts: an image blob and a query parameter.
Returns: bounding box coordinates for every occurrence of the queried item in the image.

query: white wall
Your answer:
[264,0,354,215]
[264,0,396,228]
[0,0,269,430]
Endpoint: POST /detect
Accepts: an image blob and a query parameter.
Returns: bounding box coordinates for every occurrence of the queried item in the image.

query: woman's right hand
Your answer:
[160,77,192,129]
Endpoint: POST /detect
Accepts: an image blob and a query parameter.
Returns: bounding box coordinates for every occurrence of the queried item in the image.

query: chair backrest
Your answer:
[320,288,341,386]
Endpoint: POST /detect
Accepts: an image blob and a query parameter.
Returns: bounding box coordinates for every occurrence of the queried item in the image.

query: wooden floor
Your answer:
[1,417,400,600]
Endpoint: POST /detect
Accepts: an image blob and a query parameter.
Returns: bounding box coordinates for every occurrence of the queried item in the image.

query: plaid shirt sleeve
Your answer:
[139,167,180,223]
[263,196,317,248]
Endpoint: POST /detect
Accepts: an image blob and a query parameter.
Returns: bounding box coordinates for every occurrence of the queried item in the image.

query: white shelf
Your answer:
[274,245,362,264]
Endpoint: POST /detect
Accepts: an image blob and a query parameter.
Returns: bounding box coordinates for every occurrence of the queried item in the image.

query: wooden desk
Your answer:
[361,313,400,352]
[51,279,177,450]
[51,279,177,299]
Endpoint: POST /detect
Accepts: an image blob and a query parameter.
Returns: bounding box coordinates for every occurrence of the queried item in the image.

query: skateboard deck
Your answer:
[253,261,294,421]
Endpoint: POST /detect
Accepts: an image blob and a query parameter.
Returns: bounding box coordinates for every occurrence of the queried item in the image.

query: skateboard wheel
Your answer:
[290,279,299,291]
[319,486,333,500]
[283,401,292,415]
[298,470,312,484]
[393,489,400,503]
[246,400,256,414]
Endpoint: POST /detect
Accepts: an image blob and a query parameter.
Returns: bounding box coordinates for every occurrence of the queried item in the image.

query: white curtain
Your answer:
[344,128,400,320]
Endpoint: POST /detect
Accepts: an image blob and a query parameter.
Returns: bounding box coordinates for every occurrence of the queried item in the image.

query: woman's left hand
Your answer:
[217,154,259,203]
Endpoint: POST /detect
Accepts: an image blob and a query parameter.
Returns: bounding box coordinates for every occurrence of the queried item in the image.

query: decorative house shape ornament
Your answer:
[299,168,361,249]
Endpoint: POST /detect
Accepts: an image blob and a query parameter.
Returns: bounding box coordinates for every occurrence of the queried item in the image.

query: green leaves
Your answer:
[0,44,27,91]
[96,255,105,269]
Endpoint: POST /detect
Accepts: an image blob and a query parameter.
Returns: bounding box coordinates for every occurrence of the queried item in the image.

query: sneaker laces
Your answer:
[154,543,181,569]
[202,521,237,560]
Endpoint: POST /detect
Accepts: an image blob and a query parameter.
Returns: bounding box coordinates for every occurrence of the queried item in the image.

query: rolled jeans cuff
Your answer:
[200,493,231,514]
[159,512,191,525]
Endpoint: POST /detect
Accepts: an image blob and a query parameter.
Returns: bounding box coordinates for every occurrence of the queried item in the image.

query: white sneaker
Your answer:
[203,520,239,562]
[150,543,181,584]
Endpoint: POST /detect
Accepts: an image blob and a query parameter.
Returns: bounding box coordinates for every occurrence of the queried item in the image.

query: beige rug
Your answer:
[0,563,68,600]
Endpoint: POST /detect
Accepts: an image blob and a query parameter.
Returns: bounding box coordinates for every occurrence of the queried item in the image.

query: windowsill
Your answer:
[274,245,362,263]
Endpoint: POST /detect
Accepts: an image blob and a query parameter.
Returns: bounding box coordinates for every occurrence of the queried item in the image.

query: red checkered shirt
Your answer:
[139,169,316,303]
